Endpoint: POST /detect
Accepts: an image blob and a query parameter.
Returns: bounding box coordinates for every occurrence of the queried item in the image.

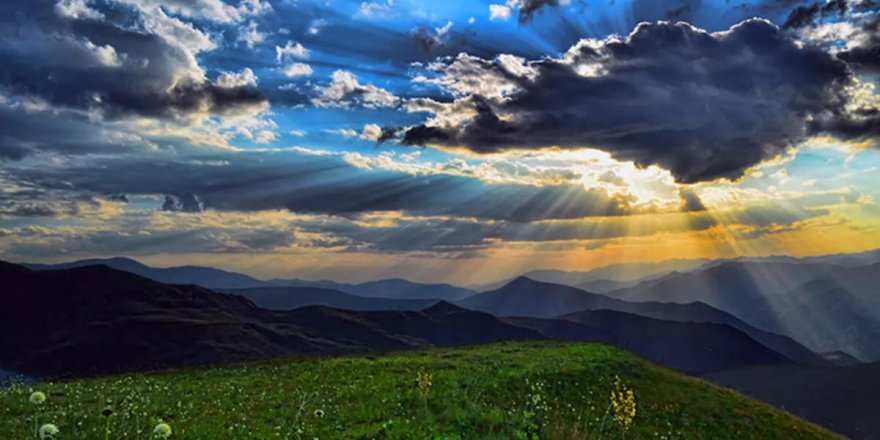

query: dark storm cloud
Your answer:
[0,0,265,121]
[518,0,563,23]
[0,106,157,159]
[809,107,880,140]
[679,189,707,212]
[782,0,848,29]
[161,194,205,213]
[6,226,298,257]
[836,17,880,73]
[7,150,631,222]
[401,19,854,183]
[632,0,703,23]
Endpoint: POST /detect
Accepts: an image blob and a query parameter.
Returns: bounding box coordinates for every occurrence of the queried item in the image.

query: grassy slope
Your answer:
[0,342,839,440]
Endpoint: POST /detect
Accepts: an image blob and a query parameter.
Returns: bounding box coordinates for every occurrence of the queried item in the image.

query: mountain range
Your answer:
[7,252,880,439]
[24,257,477,301]
[607,260,880,361]
[1,260,801,377]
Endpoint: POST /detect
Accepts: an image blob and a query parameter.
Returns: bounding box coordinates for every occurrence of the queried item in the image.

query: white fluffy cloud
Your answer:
[216,68,258,88]
[312,70,399,108]
[357,0,394,18]
[489,4,512,21]
[282,63,313,77]
[239,20,264,48]
[55,0,103,20]
[276,41,309,61]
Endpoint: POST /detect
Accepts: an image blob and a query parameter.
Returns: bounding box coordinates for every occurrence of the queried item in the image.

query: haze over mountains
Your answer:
[2,260,793,377]
[20,249,880,363]
[7,250,880,438]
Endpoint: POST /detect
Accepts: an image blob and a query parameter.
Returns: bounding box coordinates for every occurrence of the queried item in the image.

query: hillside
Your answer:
[554,310,789,373]
[0,342,841,440]
[706,362,880,440]
[0,262,539,377]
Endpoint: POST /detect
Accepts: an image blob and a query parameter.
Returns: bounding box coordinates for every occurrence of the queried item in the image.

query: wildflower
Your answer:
[313,409,325,418]
[416,371,433,398]
[101,407,114,440]
[610,375,637,434]
[38,423,59,439]
[153,422,173,438]
[29,391,47,405]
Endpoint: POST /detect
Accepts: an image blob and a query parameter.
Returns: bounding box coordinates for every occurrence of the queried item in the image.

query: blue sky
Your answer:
[0,0,878,283]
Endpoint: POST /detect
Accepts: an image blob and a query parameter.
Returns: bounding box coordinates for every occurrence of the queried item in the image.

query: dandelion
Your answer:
[38,423,59,439]
[610,375,637,435]
[415,371,432,399]
[153,422,172,438]
[101,406,114,440]
[29,391,47,405]
[30,391,48,436]
[313,409,325,418]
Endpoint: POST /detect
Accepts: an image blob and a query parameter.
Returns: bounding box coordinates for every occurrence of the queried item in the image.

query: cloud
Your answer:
[6,150,634,222]
[359,124,383,141]
[489,4,512,21]
[55,0,103,21]
[312,70,400,108]
[0,0,267,124]
[836,17,880,73]
[357,0,395,18]
[216,68,258,88]
[399,19,857,183]
[411,21,461,55]
[276,41,309,61]
[162,194,205,213]
[307,18,327,35]
[517,0,569,23]
[282,63,314,77]
[113,0,271,24]
[490,0,572,23]
[679,189,707,212]
[238,20,265,48]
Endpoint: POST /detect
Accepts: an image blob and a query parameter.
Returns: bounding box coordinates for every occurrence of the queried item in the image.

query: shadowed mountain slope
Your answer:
[706,362,880,440]
[0,262,536,377]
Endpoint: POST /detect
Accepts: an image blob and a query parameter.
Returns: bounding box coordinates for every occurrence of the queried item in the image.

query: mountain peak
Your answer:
[422,301,465,315]
[506,276,543,287]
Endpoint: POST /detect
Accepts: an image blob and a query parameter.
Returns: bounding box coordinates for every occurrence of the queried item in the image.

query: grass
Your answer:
[0,341,840,439]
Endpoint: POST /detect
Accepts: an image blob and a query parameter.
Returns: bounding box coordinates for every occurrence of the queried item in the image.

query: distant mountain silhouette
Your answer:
[608,261,880,361]
[458,277,826,366]
[706,362,880,440]
[226,286,439,311]
[24,257,265,289]
[0,262,536,377]
[459,277,628,318]
[285,278,477,301]
[526,309,790,373]
[478,259,709,291]
[25,257,478,301]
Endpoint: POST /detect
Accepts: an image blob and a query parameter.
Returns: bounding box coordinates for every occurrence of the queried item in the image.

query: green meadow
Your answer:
[0,342,839,439]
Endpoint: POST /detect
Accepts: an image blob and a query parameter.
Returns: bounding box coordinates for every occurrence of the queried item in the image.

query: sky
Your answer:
[0,0,879,284]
